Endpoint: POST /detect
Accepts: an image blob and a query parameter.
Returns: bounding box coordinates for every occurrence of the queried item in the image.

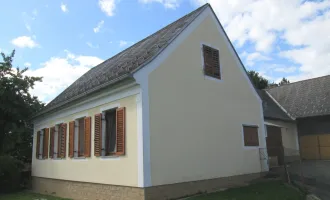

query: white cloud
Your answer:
[22,11,36,32]
[139,0,180,9]
[26,51,104,102]
[99,0,117,16]
[86,42,99,49]
[25,24,31,32]
[24,62,32,67]
[119,40,128,47]
[93,20,105,33]
[273,66,297,73]
[194,0,330,81]
[32,9,38,16]
[11,36,38,48]
[244,52,271,66]
[61,3,68,12]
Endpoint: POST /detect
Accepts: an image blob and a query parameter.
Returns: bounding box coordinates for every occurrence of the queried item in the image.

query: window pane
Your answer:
[105,109,117,155]
[79,118,85,156]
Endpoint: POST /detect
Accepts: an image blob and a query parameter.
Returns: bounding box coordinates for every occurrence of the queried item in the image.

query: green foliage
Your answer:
[279,77,290,86]
[247,70,290,89]
[247,70,269,89]
[0,155,24,193]
[0,50,44,162]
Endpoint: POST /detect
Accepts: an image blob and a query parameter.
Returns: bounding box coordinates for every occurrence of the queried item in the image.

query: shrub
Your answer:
[0,155,24,193]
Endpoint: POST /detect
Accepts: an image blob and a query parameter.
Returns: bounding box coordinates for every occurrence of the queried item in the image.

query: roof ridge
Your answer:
[89,3,210,72]
[34,3,210,118]
[267,74,330,90]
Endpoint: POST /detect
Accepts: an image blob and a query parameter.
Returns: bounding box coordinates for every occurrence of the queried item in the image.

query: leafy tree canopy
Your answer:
[247,70,290,89]
[0,50,44,162]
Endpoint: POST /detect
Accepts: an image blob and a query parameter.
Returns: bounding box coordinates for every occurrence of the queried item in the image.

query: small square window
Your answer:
[243,125,259,147]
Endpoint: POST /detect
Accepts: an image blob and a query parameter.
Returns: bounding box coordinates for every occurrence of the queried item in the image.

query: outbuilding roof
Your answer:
[266,75,330,118]
[258,90,293,121]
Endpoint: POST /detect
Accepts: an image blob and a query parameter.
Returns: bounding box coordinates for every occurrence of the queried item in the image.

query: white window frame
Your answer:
[53,123,63,160]
[74,115,87,159]
[38,129,44,159]
[242,124,260,149]
[200,42,223,83]
[100,103,119,158]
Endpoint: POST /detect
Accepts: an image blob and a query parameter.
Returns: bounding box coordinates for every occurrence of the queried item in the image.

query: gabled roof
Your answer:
[36,4,209,117]
[266,75,330,118]
[258,90,293,121]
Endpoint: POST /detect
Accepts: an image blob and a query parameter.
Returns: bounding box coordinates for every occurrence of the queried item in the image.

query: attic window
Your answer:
[202,45,221,80]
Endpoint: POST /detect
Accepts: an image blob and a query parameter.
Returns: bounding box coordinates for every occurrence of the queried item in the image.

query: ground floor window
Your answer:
[243,125,259,147]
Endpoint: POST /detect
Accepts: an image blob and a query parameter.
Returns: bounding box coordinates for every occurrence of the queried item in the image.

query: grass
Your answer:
[188,181,304,200]
[0,192,71,200]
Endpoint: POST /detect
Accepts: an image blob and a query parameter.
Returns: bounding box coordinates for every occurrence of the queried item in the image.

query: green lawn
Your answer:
[0,192,71,200]
[189,181,304,200]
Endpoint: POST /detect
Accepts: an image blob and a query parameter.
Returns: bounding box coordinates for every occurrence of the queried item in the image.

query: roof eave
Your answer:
[31,74,134,121]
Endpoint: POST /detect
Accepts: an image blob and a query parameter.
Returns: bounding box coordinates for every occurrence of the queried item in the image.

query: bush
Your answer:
[0,155,24,193]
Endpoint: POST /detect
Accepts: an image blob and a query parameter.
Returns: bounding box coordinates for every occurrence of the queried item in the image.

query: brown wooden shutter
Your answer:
[59,123,67,158]
[84,117,92,157]
[203,45,221,79]
[36,131,40,159]
[69,121,75,158]
[43,128,49,159]
[49,127,55,158]
[243,126,259,146]
[116,107,126,155]
[94,114,102,157]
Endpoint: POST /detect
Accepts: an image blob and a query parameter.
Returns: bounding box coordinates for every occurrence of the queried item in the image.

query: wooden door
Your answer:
[266,125,284,165]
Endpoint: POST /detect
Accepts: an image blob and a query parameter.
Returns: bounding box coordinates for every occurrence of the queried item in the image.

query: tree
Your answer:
[0,50,44,162]
[247,70,269,89]
[279,77,290,86]
[247,70,291,89]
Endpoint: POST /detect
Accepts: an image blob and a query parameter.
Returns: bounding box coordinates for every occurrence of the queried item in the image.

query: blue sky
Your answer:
[1,0,330,103]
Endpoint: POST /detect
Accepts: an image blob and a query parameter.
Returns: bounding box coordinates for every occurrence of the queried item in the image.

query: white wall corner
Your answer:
[136,92,145,187]
[133,6,211,187]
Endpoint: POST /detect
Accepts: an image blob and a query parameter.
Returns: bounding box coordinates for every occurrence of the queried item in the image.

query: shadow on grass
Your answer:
[0,191,71,200]
[188,181,305,200]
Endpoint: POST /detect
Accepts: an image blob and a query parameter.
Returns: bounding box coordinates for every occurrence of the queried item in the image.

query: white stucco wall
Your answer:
[32,86,140,187]
[146,9,267,186]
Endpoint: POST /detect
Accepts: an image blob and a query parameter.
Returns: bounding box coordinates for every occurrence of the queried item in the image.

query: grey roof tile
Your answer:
[266,75,330,118]
[258,90,293,121]
[37,4,209,116]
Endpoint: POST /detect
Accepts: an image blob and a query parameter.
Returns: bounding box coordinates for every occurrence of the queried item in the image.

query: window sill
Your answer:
[51,158,65,160]
[99,155,121,160]
[72,157,88,160]
[204,75,222,82]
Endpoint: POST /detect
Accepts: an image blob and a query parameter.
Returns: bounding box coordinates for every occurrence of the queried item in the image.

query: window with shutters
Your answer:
[57,123,67,158]
[69,117,91,158]
[202,44,221,80]
[49,123,62,159]
[103,109,117,155]
[94,107,126,157]
[36,128,49,159]
[243,125,259,147]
